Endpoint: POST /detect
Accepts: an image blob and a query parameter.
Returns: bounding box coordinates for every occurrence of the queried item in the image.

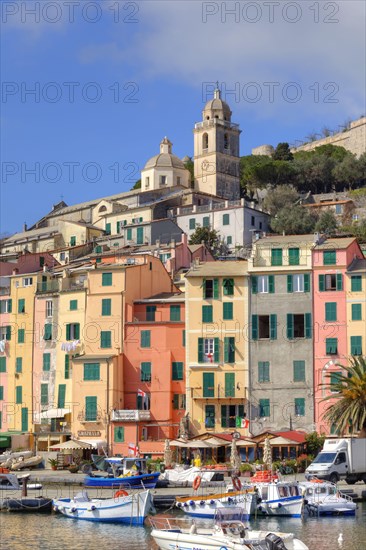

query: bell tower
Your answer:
[193,87,241,199]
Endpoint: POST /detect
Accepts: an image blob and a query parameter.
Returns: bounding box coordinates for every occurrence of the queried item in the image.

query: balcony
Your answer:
[77,411,103,423]
[194,119,239,130]
[37,281,59,293]
[111,410,151,422]
[35,422,71,434]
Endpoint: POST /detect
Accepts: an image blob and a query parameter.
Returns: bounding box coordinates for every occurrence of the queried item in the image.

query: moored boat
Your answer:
[176,488,257,520]
[84,457,160,488]
[300,480,357,516]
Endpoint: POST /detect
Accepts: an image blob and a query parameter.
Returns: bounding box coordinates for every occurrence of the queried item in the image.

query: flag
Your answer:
[138,389,149,410]
[236,417,250,429]
[128,442,139,456]
[138,389,146,397]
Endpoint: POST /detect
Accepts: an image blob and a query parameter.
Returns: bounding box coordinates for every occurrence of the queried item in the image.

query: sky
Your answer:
[1,0,365,235]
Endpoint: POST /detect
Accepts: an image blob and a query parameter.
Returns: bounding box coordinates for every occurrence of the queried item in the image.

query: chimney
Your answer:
[12,268,19,275]
[23,222,27,232]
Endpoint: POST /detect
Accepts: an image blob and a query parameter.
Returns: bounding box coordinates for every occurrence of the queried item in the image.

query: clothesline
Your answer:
[61,340,80,352]
[0,340,6,353]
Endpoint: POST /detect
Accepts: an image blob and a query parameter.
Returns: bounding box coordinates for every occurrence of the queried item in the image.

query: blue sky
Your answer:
[1,0,365,235]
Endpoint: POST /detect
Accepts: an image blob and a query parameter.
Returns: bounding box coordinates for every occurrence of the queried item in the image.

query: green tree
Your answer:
[189,225,221,255]
[183,158,195,185]
[322,356,366,437]
[305,432,326,456]
[333,154,365,190]
[131,179,141,190]
[262,185,299,216]
[272,142,293,161]
[314,210,338,234]
[270,205,317,235]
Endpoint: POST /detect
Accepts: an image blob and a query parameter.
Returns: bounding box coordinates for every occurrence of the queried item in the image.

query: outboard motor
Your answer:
[265,533,288,550]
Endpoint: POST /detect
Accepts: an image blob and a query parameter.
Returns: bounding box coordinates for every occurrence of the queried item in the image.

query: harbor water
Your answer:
[0,503,366,550]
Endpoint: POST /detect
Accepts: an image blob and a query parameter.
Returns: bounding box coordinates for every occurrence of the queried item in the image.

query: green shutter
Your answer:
[74,323,80,339]
[223,214,229,225]
[43,353,51,372]
[70,236,76,246]
[213,279,219,299]
[70,300,78,311]
[336,273,343,291]
[102,272,112,286]
[66,324,71,341]
[21,408,28,432]
[223,302,233,320]
[146,305,156,321]
[350,336,362,355]
[100,331,111,348]
[259,399,270,417]
[268,275,275,294]
[116,221,120,233]
[295,398,305,416]
[252,315,258,340]
[325,302,337,322]
[16,357,22,373]
[289,248,300,266]
[351,276,362,292]
[58,384,66,408]
[198,338,204,362]
[64,355,70,379]
[0,357,6,373]
[85,396,97,421]
[214,338,220,362]
[202,305,213,323]
[258,361,270,383]
[172,362,183,381]
[323,250,336,265]
[225,372,235,397]
[18,329,25,343]
[136,227,143,244]
[126,228,132,240]
[105,223,111,235]
[271,248,282,266]
[252,276,258,294]
[293,360,305,382]
[170,305,181,321]
[326,338,338,354]
[203,216,209,227]
[102,299,111,316]
[182,330,186,347]
[205,405,215,428]
[114,426,124,443]
[140,361,151,381]
[330,371,342,386]
[6,326,11,340]
[319,274,325,292]
[141,330,151,348]
[351,304,362,321]
[41,384,48,406]
[44,323,52,340]
[223,278,234,296]
[203,373,214,397]
[0,386,3,400]
[84,363,100,381]
[18,299,25,313]
[287,275,293,293]
[287,314,294,340]
[189,218,196,230]
[8,299,12,313]
[16,386,22,404]
[173,394,179,410]
[305,313,312,339]
[304,273,310,292]
[270,314,277,340]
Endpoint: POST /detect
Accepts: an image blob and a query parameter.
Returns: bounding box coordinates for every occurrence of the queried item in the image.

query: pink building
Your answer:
[0,276,11,442]
[113,294,186,457]
[313,237,364,434]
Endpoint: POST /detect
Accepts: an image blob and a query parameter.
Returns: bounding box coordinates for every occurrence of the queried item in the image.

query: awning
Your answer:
[49,439,93,450]
[79,439,107,450]
[39,408,71,420]
[0,436,11,448]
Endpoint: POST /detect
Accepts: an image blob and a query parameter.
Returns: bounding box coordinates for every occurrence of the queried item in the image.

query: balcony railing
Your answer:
[195,119,239,130]
[77,411,103,423]
[35,422,71,434]
[37,281,59,293]
[111,410,151,422]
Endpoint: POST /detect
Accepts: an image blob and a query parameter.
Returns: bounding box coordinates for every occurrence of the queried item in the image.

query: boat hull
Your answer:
[257,496,303,518]
[84,472,160,488]
[176,491,257,520]
[53,490,152,524]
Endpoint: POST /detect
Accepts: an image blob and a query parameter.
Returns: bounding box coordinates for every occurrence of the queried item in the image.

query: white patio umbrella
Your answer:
[230,438,241,473]
[263,437,272,470]
[164,439,173,468]
[49,439,93,450]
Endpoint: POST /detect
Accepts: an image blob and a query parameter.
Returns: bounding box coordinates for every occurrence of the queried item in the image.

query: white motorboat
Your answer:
[53,488,153,524]
[10,455,43,470]
[0,472,42,491]
[176,488,257,520]
[0,450,33,464]
[300,480,357,516]
[150,508,309,550]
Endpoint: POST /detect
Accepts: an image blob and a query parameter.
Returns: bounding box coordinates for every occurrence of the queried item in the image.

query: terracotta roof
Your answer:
[275,430,307,443]
[304,200,353,207]
[314,237,357,249]
[185,260,248,277]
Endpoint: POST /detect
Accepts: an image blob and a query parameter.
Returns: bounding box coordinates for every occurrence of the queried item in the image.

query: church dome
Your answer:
[203,88,232,120]
[143,137,186,170]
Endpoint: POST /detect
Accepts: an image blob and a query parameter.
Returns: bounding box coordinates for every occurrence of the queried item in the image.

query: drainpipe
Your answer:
[106,358,110,455]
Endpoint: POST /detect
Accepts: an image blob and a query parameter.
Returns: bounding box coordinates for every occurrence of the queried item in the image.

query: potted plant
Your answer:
[240,463,254,478]
[48,458,58,471]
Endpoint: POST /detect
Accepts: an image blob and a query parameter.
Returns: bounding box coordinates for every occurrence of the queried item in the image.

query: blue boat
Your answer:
[84,457,160,489]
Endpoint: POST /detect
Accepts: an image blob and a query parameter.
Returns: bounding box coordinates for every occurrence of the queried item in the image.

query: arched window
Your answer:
[206,116,210,120]
[202,133,208,150]
[98,205,107,213]
[224,133,229,149]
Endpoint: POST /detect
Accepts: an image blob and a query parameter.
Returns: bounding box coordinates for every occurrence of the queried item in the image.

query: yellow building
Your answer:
[185,262,249,437]
[346,258,366,358]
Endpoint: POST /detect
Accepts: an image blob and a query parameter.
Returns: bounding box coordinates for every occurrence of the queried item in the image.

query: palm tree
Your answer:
[321,356,366,437]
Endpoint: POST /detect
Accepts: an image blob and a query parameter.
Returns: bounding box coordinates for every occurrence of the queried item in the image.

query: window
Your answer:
[198,337,219,363]
[203,216,210,228]
[23,277,33,287]
[21,408,28,432]
[189,218,196,230]
[85,396,97,421]
[287,313,312,339]
[146,305,156,321]
[351,275,362,292]
[0,326,11,341]
[43,353,51,372]
[172,361,183,381]
[16,357,22,373]
[64,355,70,379]
[330,371,342,392]
[203,372,215,397]
[227,236,232,245]
[251,216,255,227]
[295,398,305,416]
[351,304,362,321]
[18,329,25,344]
[221,404,245,428]
[16,386,22,404]
[66,323,79,340]
[102,272,112,286]
[141,330,151,348]
[44,323,52,341]
[224,133,229,149]
[223,214,230,225]
[101,299,111,316]
[137,391,150,410]
[0,357,6,373]
[58,384,66,408]
[252,275,274,294]
[70,300,78,311]
[84,363,100,381]
[323,250,336,265]
[116,221,121,234]
[335,204,342,214]
[126,228,132,240]
[0,299,12,313]
[177,176,181,185]
[293,360,305,382]
[259,399,270,417]
[325,302,337,322]
[205,405,215,428]
[271,248,283,266]
[173,394,186,410]
[170,305,181,321]
[202,133,208,149]
[223,302,233,320]
[202,305,213,323]
[289,248,300,266]
[287,274,309,293]
[350,336,362,355]
[326,338,338,355]
[224,372,235,397]
[319,273,343,291]
[141,362,152,382]
[70,235,76,246]
[17,299,25,313]
[258,361,270,383]
[136,227,143,244]
[46,300,53,317]
[224,337,235,363]
[203,278,219,299]
[100,331,111,348]
[223,278,234,296]
[182,330,186,347]
[114,426,125,443]
[40,384,48,407]
[145,177,150,188]
[159,175,167,185]
[60,252,66,261]
[252,314,277,340]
